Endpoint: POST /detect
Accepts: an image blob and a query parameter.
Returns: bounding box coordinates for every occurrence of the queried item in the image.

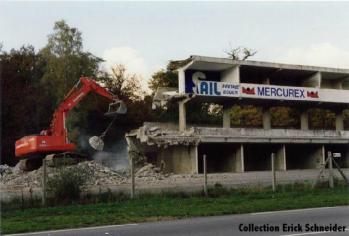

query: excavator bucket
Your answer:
[89,101,127,151]
[89,136,104,151]
[104,100,127,117]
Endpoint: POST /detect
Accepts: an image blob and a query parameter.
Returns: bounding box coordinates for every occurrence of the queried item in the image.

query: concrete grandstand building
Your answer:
[127,55,349,174]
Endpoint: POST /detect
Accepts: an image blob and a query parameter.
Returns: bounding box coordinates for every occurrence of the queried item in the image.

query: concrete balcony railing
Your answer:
[195,127,349,144]
[141,122,349,144]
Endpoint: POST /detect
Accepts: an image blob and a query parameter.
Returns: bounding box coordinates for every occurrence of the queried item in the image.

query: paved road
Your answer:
[8,206,349,236]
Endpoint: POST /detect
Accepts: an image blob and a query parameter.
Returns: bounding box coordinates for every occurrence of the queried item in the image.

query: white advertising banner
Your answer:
[194,81,320,101]
[193,81,349,104]
[240,83,320,101]
[193,81,239,97]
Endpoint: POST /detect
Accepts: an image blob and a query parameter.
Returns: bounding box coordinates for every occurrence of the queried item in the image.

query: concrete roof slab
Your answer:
[183,55,349,75]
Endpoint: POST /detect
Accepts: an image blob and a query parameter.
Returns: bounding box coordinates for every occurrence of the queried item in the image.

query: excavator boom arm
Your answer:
[49,77,117,138]
[15,76,124,161]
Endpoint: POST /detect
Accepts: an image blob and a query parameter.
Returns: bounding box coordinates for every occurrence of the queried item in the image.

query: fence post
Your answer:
[42,158,47,206]
[130,154,135,199]
[21,189,24,209]
[271,153,276,192]
[203,154,208,197]
[328,151,334,188]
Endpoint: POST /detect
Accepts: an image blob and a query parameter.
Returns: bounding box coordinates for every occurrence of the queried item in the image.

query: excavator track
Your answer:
[18,157,43,171]
[18,152,88,171]
[45,152,88,167]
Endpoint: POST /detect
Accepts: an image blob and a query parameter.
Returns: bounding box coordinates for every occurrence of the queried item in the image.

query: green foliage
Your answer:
[97,64,153,127]
[40,20,103,102]
[309,108,335,130]
[40,20,104,136]
[148,69,178,93]
[148,68,180,123]
[97,64,143,101]
[47,165,93,203]
[1,46,46,165]
[344,110,349,129]
[149,65,226,124]
[230,105,262,127]
[271,106,299,128]
[187,103,223,125]
[2,185,348,234]
[1,20,150,166]
[46,20,82,56]
[2,19,349,167]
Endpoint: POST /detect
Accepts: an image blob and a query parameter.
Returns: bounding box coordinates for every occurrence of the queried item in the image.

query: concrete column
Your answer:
[235,144,245,172]
[179,101,186,131]
[262,107,271,129]
[276,145,286,171]
[335,110,344,131]
[321,145,326,165]
[343,149,349,168]
[333,79,343,89]
[303,72,321,88]
[178,68,186,93]
[300,109,309,130]
[223,105,231,128]
[226,144,245,172]
[221,65,240,83]
[179,97,192,132]
[194,145,199,174]
[342,77,349,90]
[157,145,198,174]
[307,146,325,169]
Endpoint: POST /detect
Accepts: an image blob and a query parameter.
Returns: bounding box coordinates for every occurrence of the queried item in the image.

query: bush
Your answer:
[47,165,93,203]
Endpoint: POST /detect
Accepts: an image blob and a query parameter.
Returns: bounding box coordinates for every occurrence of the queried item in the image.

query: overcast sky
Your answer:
[2,2,349,87]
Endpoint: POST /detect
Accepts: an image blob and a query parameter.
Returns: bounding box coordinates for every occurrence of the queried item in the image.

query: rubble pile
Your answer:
[0,161,171,189]
[135,163,168,181]
[0,163,43,189]
[77,161,128,186]
[0,161,128,189]
[131,124,200,147]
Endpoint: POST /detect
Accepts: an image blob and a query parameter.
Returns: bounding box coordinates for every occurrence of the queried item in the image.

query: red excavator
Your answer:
[15,77,127,170]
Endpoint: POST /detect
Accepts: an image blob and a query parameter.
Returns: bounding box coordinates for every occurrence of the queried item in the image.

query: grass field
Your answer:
[1,184,348,234]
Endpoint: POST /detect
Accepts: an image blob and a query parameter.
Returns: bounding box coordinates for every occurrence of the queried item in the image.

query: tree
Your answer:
[225,45,257,60]
[1,21,150,165]
[46,20,82,57]
[230,105,262,127]
[309,108,335,130]
[98,64,143,102]
[271,106,299,128]
[97,64,152,127]
[1,46,46,165]
[148,64,178,93]
[39,20,104,140]
[47,164,93,203]
[40,20,103,102]
[344,110,349,129]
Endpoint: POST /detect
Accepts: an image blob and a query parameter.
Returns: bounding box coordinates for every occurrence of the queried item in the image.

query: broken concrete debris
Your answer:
[0,161,169,189]
[128,124,200,148]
